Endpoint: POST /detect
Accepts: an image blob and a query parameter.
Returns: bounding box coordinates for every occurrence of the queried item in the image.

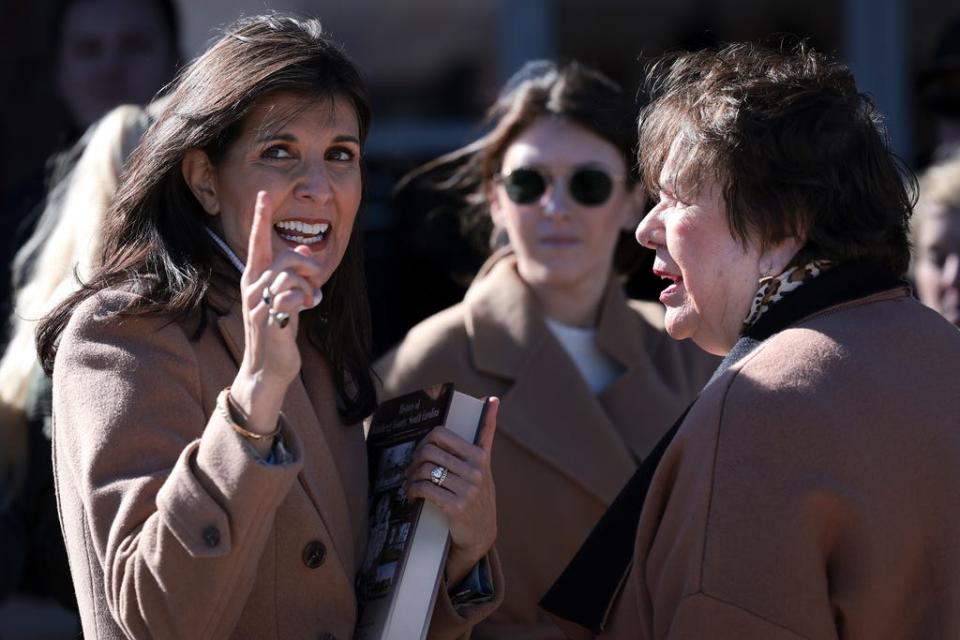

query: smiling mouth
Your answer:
[274,220,330,245]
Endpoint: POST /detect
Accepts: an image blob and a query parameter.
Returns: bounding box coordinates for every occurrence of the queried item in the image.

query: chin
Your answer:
[518,260,572,286]
[663,307,693,339]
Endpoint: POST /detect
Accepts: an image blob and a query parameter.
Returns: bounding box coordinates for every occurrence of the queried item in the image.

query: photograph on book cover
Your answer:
[359,487,418,599]
[372,441,417,493]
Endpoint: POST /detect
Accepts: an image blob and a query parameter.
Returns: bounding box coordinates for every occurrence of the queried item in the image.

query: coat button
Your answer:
[203,525,220,548]
[302,540,326,568]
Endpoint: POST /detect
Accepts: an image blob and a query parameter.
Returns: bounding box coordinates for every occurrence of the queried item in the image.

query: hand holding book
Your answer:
[403,397,500,587]
[357,385,498,638]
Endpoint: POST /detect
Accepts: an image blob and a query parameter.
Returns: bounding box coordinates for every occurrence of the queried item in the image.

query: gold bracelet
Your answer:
[217,387,283,441]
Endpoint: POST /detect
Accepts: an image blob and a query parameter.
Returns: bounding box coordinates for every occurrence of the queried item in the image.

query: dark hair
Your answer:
[53,0,183,63]
[37,14,377,423]
[405,60,642,267]
[639,41,916,276]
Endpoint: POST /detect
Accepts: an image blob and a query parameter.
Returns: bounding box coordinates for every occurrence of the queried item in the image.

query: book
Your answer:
[354,383,487,640]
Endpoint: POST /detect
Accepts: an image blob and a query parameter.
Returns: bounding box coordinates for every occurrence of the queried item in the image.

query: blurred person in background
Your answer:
[376,61,718,639]
[543,42,960,639]
[0,104,151,618]
[36,15,502,639]
[52,0,180,133]
[0,0,181,330]
[914,156,960,325]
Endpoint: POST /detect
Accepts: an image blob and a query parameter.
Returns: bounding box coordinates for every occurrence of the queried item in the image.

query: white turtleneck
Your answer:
[544,317,622,394]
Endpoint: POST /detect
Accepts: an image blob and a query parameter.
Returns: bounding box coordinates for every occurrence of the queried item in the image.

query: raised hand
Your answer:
[228,191,325,440]
[405,397,500,586]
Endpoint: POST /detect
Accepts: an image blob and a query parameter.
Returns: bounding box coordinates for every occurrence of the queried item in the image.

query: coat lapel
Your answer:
[210,298,357,572]
[465,255,638,505]
[595,288,697,463]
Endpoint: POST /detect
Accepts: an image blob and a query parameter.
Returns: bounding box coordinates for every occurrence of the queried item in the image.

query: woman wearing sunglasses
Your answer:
[375,61,718,639]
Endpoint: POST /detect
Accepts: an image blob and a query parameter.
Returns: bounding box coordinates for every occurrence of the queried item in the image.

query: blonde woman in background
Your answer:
[0,104,150,608]
[914,156,960,326]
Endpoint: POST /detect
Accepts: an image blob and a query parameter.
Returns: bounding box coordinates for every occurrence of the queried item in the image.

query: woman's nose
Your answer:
[294,163,333,203]
[542,177,572,217]
[635,204,664,249]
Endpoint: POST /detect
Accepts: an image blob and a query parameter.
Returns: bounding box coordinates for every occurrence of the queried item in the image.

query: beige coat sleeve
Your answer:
[53,298,303,639]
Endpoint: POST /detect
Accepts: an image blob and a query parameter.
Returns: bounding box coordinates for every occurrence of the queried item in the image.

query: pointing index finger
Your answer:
[246,190,273,280]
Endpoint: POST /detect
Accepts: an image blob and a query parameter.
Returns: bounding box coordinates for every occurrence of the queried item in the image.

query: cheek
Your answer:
[667,223,699,266]
[224,208,256,253]
[335,171,363,207]
[499,207,537,246]
[333,181,363,242]
[586,203,628,242]
[915,263,942,297]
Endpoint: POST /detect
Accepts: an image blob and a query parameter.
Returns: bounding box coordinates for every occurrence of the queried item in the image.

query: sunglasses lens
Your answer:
[503,169,546,205]
[570,168,614,206]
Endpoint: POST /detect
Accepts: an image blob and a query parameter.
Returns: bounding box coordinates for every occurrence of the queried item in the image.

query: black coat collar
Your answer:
[540,262,907,634]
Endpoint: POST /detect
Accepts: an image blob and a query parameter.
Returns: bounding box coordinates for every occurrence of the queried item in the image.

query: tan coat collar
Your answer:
[464,250,545,379]
[465,249,664,378]
[465,251,685,503]
[209,293,360,571]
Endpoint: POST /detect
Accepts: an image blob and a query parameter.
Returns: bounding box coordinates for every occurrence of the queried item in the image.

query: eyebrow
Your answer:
[253,132,360,145]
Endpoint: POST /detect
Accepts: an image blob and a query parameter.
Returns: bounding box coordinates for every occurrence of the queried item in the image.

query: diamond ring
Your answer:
[430,465,448,487]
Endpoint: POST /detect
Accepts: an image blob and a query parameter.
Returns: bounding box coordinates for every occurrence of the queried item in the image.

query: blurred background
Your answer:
[0,0,956,636]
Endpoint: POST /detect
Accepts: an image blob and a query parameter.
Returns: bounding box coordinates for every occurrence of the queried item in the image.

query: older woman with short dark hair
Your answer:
[543,42,960,639]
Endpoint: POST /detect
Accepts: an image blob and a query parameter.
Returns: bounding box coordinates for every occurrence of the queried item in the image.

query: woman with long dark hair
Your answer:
[38,15,501,639]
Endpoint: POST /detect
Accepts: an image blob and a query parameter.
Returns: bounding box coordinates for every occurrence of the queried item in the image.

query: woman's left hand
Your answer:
[405,397,500,587]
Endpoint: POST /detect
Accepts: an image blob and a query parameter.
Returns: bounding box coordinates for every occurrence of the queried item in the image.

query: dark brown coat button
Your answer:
[302,540,326,568]
[203,525,220,548]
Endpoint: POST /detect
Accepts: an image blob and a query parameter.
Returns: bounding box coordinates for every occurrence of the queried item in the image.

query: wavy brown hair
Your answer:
[639,41,916,276]
[37,14,377,423]
[402,60,644,270]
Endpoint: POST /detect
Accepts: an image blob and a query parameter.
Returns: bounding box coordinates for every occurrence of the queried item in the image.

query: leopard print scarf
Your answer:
[742,260,833,329]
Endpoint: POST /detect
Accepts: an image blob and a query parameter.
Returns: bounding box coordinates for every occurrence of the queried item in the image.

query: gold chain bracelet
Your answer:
[217,387,283,441]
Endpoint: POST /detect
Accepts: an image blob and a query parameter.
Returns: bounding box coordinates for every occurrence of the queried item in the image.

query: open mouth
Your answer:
[654,267,684,305]
[653,268,682,284]
[274,219,330,246]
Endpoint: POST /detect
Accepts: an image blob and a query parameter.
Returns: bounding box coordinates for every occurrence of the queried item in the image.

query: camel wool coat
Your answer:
[590,285,960,639]
[375,252,718,639]
[52,284,501,640]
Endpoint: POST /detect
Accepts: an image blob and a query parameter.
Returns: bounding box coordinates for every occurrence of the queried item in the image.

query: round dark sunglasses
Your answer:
[495,166,624,207]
